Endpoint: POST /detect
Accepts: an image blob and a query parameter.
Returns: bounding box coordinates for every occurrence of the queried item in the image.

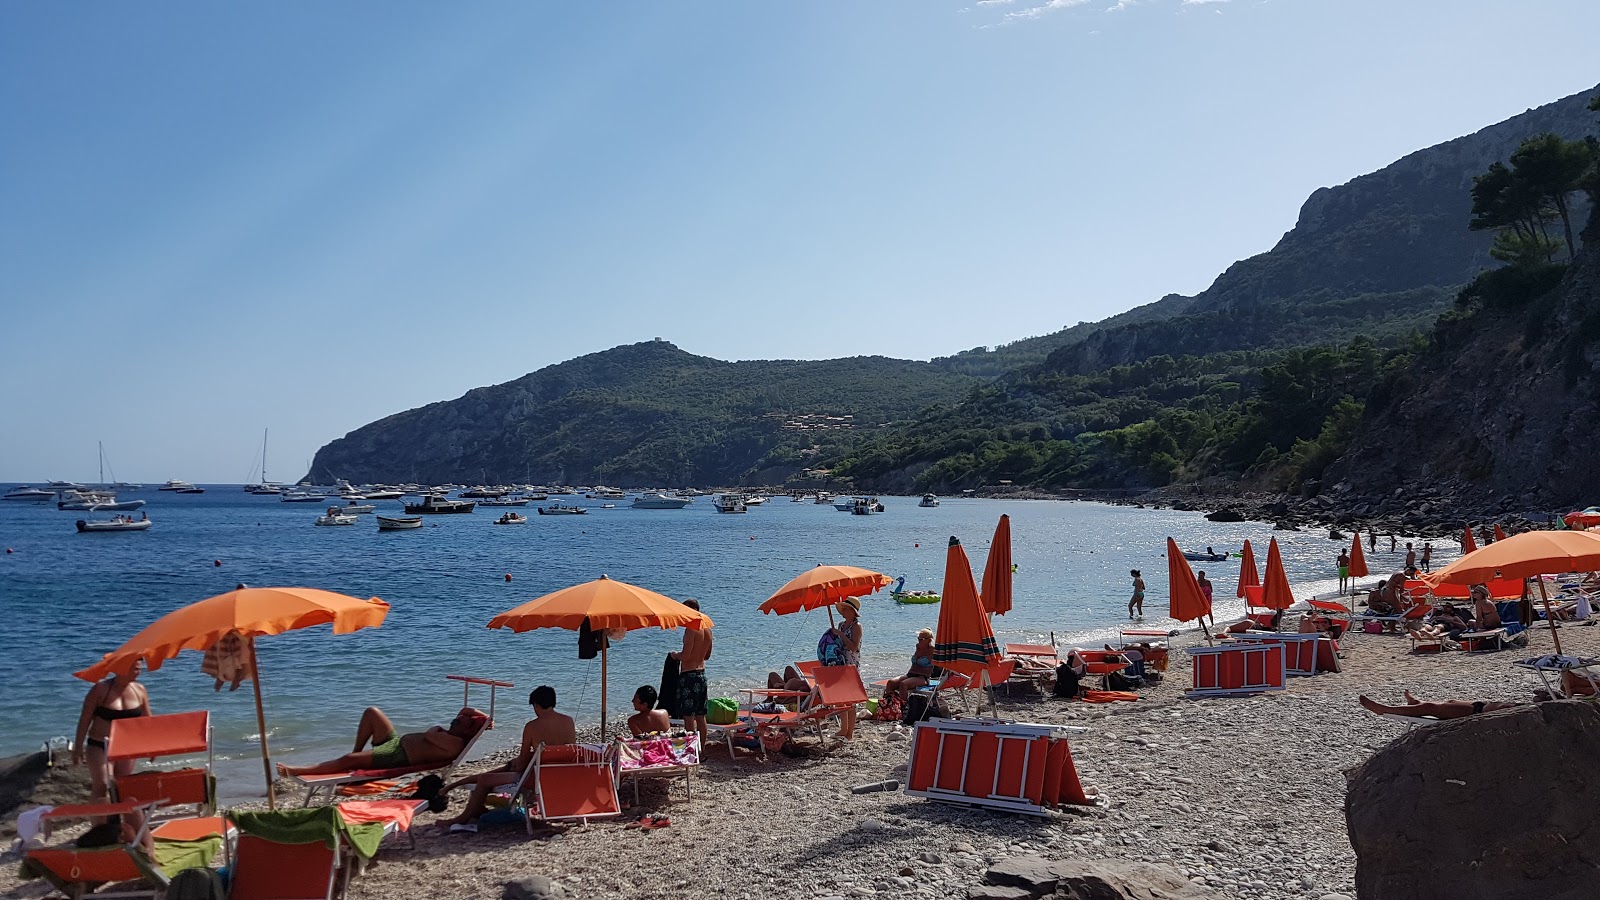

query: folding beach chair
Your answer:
[24,800,168,900]
[229,832,342,900]
[291,709,491,806]
[530,743,621,826]
[108,711,215,817]
[615,733,701,805]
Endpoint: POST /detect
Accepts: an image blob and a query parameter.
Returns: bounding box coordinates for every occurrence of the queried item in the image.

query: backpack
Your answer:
[902,693,949,725]
[818,630,847,667]
[707,697,739,725]
[166,867,226,900]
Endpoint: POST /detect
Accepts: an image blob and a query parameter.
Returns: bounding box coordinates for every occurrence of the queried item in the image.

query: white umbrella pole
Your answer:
[246,637,276,810]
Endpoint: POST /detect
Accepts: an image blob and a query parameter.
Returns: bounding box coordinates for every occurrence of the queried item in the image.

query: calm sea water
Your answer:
[0,488,1441,797]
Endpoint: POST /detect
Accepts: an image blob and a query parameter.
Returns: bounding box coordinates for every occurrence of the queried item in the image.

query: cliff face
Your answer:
[1043,84,1600,376]
[1325,232,1600,515]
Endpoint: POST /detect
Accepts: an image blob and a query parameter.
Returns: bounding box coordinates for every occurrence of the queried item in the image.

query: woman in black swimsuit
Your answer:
[73,661,151,802]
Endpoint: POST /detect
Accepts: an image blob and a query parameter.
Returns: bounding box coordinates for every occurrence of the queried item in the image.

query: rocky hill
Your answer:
[1042,84,1599,376]
[307,340,977,486]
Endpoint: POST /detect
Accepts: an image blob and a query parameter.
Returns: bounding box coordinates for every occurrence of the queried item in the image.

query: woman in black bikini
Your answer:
[73,661,151,802]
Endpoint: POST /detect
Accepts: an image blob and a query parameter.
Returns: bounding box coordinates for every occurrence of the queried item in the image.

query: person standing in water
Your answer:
[1128,570,1145,619]
[1421,542,1433,574]
[1368,531,1377,554]
[1196,570,1215,625]
[670,599,713,750]
[1337,549,1351,593]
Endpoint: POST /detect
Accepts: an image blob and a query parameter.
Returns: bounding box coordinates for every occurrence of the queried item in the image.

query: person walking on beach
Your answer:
[1196,571,1215,625]
[1128,570,1145,619]
[1368,531,1377,554]
[1421,542,1433,574]
[1404,543,1416,573]
[73,661,151,802]
[1337,549,1351,593]
[671,599,712,750]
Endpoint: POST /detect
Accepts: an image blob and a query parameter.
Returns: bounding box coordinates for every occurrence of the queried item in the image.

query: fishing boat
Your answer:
[632,492,692,510]
[715,494,746,514]
[3,486,55,501]
[404,494,476,514]
[919,493,940,508]
[536,503,587,516]
[494,512,529,525]
[892,590,941,605]
[338,502,376,514]
[377,515,424,531]
[76,515,152,533]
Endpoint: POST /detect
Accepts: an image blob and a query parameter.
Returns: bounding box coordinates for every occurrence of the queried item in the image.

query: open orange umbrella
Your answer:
[1494,523,1509,543]
[932,537,1001,677]
[489,575,710,738]
[1348,532,1370,580]
[1462,526,1478,555]
[1236,540,1260,599]
[1166,538,1213,643]
[75,587,391,808]
[1258,537,1296,611]
[759,564,892,617]
[980,514,1014,617]
[1424,531,1600,655]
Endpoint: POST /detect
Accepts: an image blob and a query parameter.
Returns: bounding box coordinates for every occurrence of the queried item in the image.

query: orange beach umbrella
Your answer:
[759,565,893,617]
[1462,526,1478,555]
[489,575,710,738]
[1494,524,1509,543]
[980,514,1014,617]
[932,537,1001,677]
[1348,532,1370,580]
[74,586,391,808]
[1236,540,1260,599]
[1424,530,1600,656]
[1166,538,1213,642]
[1258,537,1296,611]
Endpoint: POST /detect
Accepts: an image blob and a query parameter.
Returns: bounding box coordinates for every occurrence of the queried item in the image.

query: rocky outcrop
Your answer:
[976,856,1224,900]
[1345,699,1600,900]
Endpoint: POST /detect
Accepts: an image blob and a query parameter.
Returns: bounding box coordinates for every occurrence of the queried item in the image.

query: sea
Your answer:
[0,487,1440,799]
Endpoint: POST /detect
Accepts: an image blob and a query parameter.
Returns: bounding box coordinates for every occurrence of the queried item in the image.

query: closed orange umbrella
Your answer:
[489,575,710,738]
[1424,530,1600,655]
[74,587,391,808]
[1236,540,1260,599]
[1494,523,1509,543]
[1166,538,1213,641]
[759,565,892,616]
[1348,532,1369,579]
[1462,526,1478,554]
[1259,538,1295,611]
[980,515,1014,616]
[932,537,1001,677]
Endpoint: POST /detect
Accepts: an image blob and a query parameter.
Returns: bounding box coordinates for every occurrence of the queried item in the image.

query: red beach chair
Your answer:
[1185,642,1287,697]
[531,743,621,825]
[25,800,168,900]
[229,833,341,900]
[905,718,1096,815]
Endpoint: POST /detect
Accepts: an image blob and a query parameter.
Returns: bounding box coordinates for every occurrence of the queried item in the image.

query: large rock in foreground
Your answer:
[1345,699,1600,899]
[978,855,1223,899]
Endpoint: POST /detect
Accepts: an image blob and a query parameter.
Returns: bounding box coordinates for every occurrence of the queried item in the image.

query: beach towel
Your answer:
[152,836,224,877]
[232,806,385,860]
[334,800,420,831]
[1080,690,1139,703]
[200,630,251,691]
[658,655,680,719]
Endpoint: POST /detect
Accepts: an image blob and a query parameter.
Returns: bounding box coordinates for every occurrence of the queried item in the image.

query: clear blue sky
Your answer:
[3,0,1597,482]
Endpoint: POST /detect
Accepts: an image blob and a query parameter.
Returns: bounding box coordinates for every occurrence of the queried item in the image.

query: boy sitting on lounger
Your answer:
[436,685,576,833]
[628,686,671,737]
[276,706,487,778]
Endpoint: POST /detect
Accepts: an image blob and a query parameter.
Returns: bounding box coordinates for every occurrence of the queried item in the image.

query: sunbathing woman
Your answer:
[766,666,810,692]
[275,706,485,778]
[1359,691,1518,719]
[1472,585,1502,629]
[882,629,938,702]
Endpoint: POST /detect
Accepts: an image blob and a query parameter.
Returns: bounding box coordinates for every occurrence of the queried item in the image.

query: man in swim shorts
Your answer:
[276,706,486,778]
[671,599,713,748]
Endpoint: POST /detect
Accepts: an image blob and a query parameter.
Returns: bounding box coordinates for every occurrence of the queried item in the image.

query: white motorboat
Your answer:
[814,492,834,505]
[715,494,747,514]
[315,508,359,526]
[4,486,55,501]
[478,496,530,507]
[338,502,376,514]
[586,487,627,500]
[248,484,284,494]
[90,498,148,512]
[743,495,768,506]
[919,493,940,508]
[110,482,143,491]
[494,512,529,525]
[159,480,196,491]
[847,496,884,515]
[404,494,476,514]
[832,498,855,511]
[632,492,692,510]
[377,515,424,531]
[56,490,116,510]
[281,491,327,503]
[536,503,587,516]
[49,480,86,490]
[76,515,151,533]
[361,488,404,500]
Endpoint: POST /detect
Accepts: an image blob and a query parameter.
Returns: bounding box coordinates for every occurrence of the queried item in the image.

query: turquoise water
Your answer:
[0,488,1428,796]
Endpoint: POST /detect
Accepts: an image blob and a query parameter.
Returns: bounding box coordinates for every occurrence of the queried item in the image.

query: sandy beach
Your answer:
[6,610,1593,900]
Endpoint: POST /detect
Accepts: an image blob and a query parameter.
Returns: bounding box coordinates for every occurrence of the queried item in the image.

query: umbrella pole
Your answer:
[246,637,276,810]
[1538,578,1563,656]
[1199,619,1214,647]
[600,644,608,741]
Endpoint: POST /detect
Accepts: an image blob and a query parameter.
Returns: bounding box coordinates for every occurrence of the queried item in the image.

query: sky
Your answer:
[3,1,1598,483]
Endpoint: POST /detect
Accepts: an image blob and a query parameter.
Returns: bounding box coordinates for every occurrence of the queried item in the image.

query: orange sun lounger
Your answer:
[905,718,1096,815]
[229,832,342,900]
[291,712,491,806]
[1186,642,1287,697]
[25,800,168,900]
[532,743,621,826]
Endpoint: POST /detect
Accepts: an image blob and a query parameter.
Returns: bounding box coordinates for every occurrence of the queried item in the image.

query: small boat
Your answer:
[281,491,327,503]
[377,514,424,531]
[177,487,206,494]
[919,493,940,508]
[404,494,476,514]
[893,590,941,605]
[814,492,834,505]
[537,503,587,516]
[495,512,529,525]
[315,507,358,526]
[461,486,511,499]
[744,495,768,506]
[159,480,197,492]
[1182,549,1230,562]
[49,480,86,490]
[632,492,692,510]
[76,516,152,533]
[56,490,116,510]
[4,486,55,501]
[587,487,627,500]
[339,502,376,514]
[849,497,883,515]
[87,498,147,512]
[247,484,284,495]
[362,489,404,500]
[477,497,530,507]
[715,494,746,514]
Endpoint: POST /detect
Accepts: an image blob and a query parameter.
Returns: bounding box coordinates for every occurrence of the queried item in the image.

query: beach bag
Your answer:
[875,693,904,722]
[165,867,226,900]
[707,697,739,725]
[1053,664,1082,698]
[902,693,949,725]
[818,630,847,667]
[1363,621,1383,634]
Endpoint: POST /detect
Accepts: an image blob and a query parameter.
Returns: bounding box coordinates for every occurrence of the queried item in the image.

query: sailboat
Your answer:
[94,442,141,490]
[245,429,283,494]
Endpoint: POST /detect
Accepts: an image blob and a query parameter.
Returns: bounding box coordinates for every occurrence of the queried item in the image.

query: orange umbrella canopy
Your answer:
[1424,530,1600,586]
[1258,537,1296,611]
[759,564,892,616]
[1166,538,1211,624]
[1462,526,1478,555]
[933,537,1001,676]
[489,575,711,633]
[981,514,1014,616]
[1493,523,1509,543]
[1348,532,1370,579]
[1236,540,1260,599]
[77,587,389,681]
